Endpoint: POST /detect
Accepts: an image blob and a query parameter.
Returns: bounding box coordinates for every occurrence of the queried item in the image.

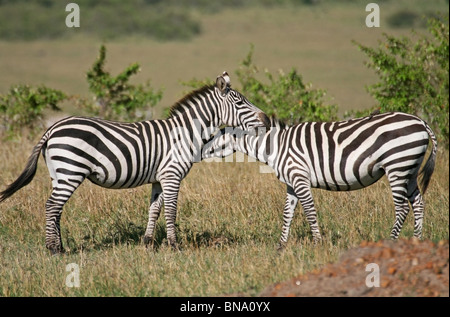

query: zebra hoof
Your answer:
[276,242,286,252]
[143,235,153,248]
[389,233,399,241]
[48,245,65,256]
[168,240,180,251]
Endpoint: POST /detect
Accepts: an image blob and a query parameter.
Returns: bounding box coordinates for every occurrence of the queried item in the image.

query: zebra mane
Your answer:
[168,84,215,118]
[269,116,288,129]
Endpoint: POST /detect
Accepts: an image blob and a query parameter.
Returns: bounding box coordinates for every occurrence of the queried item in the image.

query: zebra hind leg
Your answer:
[409,187,424,239]
[45,185,78,255]
[143,182,163,248]
[388,170,423,240]
[389,188,424,239]
[389,197,410,240]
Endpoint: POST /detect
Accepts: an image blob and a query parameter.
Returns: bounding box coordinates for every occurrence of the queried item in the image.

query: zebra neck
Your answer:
[235,132,274,165]
[167,113,218,158]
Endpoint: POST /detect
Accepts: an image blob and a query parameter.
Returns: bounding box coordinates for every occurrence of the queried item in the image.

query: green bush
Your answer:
[84,45,163,121]
[183,45,338,125]
[235,45,338,124]
[354,16,449,146]
[0,45,164,140]
[0,85,66,138]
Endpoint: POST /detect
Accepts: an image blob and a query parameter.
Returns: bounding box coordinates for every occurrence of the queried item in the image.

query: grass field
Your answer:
[0,1,448,297]
[0,139,448,296]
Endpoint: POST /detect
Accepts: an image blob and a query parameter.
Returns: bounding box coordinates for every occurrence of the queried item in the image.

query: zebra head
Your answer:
[216,72,270,131]
[202,127,237,159]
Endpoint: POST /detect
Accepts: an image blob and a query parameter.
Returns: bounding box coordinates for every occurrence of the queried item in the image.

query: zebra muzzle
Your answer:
[259,112,271,130]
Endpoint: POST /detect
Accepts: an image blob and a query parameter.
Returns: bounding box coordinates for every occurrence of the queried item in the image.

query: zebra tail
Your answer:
[0,133,49,203]
[418,121,438,195]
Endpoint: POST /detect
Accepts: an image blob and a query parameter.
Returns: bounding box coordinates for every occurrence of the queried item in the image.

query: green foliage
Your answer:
[0,0,347,42]
[84,45,163,121]
[145,7,201,41]
[0,84,66,139]
[387,10,422,29]
[354,16,449,146]
[0,2,67,40]
[235,45,338,124]
[0,45,164,140]
[0,1,201,41]
[83,4,201,41]
[183,46,338,125]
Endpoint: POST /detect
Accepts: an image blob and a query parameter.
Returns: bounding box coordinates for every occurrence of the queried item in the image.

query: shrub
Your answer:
[0,45,164,141]
[84,45,163,121]
[235,45,338,124]
[0,84,66,139]
[354,16,449,146]
[182,45,338,125]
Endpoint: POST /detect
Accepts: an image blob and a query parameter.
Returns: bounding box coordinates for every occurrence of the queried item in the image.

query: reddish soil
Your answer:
[260,239,449,297]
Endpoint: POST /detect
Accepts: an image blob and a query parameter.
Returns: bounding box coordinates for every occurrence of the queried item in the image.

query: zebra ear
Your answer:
[216,71,231,95]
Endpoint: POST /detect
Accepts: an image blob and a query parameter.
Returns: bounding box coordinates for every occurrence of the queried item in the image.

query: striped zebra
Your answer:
[202,112,437,249]
[0,72,270,254]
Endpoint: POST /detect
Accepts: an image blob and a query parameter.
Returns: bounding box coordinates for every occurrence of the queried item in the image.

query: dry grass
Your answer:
[0,1,448,297]
[0,137,448,296]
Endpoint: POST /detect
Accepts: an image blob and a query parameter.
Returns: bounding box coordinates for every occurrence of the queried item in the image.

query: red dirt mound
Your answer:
[260,239,449,297]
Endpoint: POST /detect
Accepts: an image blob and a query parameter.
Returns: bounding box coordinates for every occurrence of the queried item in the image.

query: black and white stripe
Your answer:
[0,72,270,254]
[203,112,437,248]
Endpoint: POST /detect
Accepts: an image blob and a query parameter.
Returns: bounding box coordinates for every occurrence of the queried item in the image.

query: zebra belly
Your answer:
[311,162,385,191]
[85,159,159,189]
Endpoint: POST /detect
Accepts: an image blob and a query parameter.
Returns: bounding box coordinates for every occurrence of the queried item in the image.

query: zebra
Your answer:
[0,72,270,254]
[202,112,437,249]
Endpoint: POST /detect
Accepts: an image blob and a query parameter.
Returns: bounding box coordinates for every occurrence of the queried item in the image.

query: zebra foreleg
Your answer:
[160,177,181,249]
[277,186,299,251]
[143,182,163,247]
